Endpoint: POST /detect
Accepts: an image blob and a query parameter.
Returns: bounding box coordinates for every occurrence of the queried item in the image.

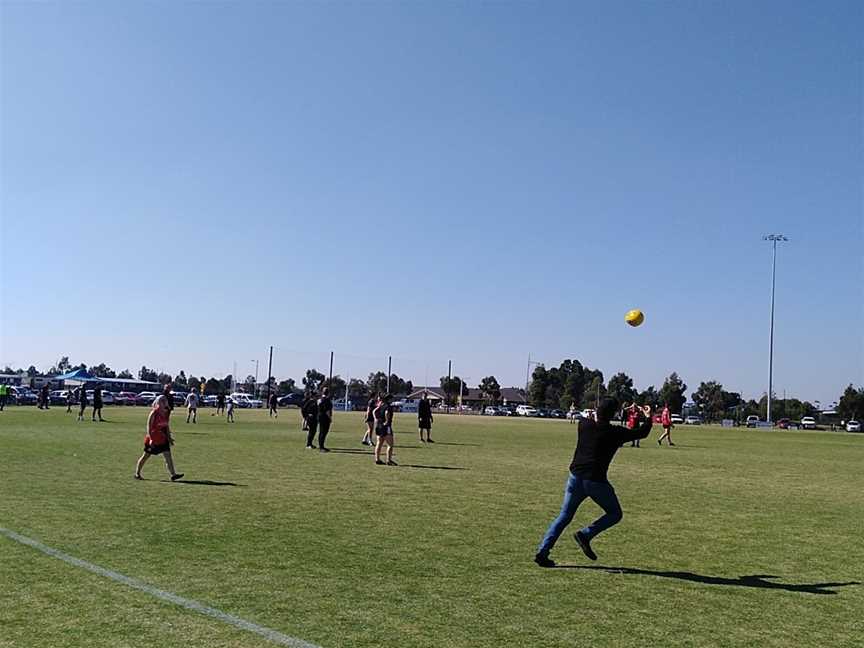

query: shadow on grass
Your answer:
[164,479,246,487]
[429,442,481,447]
[559,565,860,595]
[400,464,468,471]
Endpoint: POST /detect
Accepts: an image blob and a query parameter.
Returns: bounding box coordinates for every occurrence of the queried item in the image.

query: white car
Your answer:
[800,416,817,430]
[670,414,684,425]
[746,415,760,428]
[87,390,115,405]
[684,415,702,425]
[845,420,860,432]
[516,405,537,417]
[230,393,262,408]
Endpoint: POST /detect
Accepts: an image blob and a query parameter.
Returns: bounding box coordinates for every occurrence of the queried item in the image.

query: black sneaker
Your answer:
[534,553,555,568]
[575,531,597,561]
[375,460,385,465]
[319,447,330,453]
[427,439,434,443]
[170,473,185,482]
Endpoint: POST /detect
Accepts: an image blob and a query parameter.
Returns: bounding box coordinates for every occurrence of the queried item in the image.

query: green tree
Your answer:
[221,374,234,392]
[528,365,549,407]
[26,365,39,377]
[369,372,389,395]
[837,384,864,421]
[326,375,347,397]
[157,372,173,385]
[173,371,188,389]
[561,361,586,409]
[479,376,502,405]
[692,381,726,422]
[347,378,369,403]
[303,369,325,393]
[278,378,297,395]
[439,376,464,406]
[581,374,606,409]
[638,386,661,409]
[90,363,116,378]
[188,375,201,393]
[659,372,687,413]
[606,372,637,405]
[117,369,134,379]
[204,378,222,395]
[139,366,158,382]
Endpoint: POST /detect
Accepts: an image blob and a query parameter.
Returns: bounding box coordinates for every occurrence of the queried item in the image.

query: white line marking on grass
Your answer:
[0,526,320,648]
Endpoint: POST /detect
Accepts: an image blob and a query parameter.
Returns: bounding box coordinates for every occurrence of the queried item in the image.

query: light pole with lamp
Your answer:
[250,360,259,398]
[763,234,787,424]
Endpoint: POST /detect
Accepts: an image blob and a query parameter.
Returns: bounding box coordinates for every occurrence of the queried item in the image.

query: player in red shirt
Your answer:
[657,403,675,446]
[624,402,641,447]
[135,395,184,480]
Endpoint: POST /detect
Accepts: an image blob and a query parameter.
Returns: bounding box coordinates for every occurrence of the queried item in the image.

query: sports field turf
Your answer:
[1,406,862,647]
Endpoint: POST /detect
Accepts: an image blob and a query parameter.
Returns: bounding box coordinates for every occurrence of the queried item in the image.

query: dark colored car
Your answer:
[549,409,566,419]
[277,393,304,407]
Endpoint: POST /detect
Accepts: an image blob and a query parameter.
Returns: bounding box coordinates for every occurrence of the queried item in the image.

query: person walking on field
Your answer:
[0,383,7,411]
[92,384,105,422]
[65,388,73,413]
[373,394,397,466]
[302,391,319,449]
[226,397,235,423]
[534,397,653,567]
[216,391,226,416]
[418,392,434,443]
[77,385,89,421]
[361,392,377,446]
[317,388,333,453]
[135,395,184,481]
[269,392,278,418]
[623,402,640,447]
[569,402,578,424]
[185,390,199,423]
[39,384,50,409]
[657,403,675,446]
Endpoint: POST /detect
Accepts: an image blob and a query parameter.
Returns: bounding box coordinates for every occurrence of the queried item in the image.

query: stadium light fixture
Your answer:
[762,234,788,424]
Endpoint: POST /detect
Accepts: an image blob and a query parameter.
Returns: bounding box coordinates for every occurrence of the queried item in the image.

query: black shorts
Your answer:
[144,442,171,455]
[419,417,432,429]
[375,424,392,437]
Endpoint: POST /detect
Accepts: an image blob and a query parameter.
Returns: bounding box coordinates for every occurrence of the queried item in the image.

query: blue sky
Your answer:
[1,1,861,404]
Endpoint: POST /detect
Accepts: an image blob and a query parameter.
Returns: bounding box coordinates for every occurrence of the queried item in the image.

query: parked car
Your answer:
[846,420,861,432]
[11,387,38,405]
[277,393,304,408]
[549,409,566,419]
[775,418,792,429]
[484,406,498,416]
[684,416,702,425]
[230,393,263,408]
[800,416,817,430]
[86,390,115,405]
[501,405,518,416]
[516,405,537,417]
[49,390,70,405]
[670,414,684,425]
[746,415,760,428]
[202,395,218,407]
[136,391,160,406]
[115,391,139,406]
[581,409,596,420]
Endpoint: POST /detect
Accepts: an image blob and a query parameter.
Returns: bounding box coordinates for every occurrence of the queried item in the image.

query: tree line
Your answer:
[4,356,862,422]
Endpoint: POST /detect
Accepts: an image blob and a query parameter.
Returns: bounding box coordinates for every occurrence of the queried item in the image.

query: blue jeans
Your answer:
[537,473,623,556]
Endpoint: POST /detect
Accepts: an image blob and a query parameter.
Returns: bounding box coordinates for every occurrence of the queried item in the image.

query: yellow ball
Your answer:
[625,309,644,327]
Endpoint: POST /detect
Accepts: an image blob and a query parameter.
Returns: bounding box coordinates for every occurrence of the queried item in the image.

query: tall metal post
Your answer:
[265,345,273,402]
[329,351,334,389]
[386,356,392,394]
[763,234,787,424]
[447,360,452,414]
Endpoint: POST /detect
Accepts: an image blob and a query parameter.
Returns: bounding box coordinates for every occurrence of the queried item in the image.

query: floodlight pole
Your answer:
[265,345,273,402]
[386,356,392,394]
[763,234,787,424]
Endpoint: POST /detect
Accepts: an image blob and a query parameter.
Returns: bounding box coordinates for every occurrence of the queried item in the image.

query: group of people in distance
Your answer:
[301,387,334,452]
[534,397,678,568]
[59,384,106,422]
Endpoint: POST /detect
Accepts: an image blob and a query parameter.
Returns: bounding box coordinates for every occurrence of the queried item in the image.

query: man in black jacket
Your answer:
[302,392,319,449]
[534,397,653,567]
[317,388,333,453]
[418,392,434,443]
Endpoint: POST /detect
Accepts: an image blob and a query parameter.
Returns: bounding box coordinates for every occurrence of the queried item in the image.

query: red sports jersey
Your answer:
[146,409,170,446]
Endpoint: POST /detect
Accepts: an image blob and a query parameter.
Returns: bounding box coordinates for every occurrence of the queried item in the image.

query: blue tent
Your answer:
[54,368,97,382]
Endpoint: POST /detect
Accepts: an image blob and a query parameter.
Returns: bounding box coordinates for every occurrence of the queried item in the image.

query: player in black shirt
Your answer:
[269,392,278,418]
[302,392,319,449]
[77,385,89,421]
[373,394,396,466]
[317,388,333,453]
[216,392,226,416]
[418,392,434,443]
[92,384,104,422]
[534,397,652,567]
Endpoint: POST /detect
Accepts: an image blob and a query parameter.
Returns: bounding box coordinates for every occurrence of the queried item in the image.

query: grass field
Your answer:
[1,406,862,647]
